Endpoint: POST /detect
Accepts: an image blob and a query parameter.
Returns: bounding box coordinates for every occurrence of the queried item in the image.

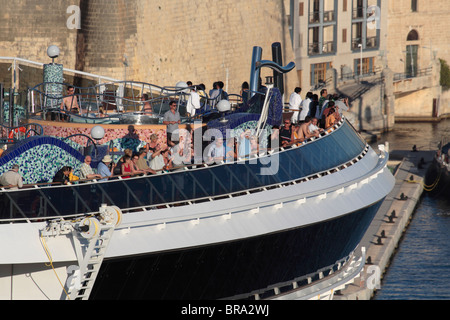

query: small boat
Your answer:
[424,139,450,198]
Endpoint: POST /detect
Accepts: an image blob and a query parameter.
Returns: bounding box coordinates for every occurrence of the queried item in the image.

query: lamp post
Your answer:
[358,44,363,78]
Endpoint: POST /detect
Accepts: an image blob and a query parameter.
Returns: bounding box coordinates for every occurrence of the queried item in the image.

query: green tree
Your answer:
[440,58,450,91]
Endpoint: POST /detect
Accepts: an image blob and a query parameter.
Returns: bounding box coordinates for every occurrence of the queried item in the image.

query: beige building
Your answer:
[286,0,387,90]
[285,0,449,129]
[386,0,450,120]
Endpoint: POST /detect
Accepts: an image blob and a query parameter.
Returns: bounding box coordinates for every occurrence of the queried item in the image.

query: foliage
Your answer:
[440,58,450,91]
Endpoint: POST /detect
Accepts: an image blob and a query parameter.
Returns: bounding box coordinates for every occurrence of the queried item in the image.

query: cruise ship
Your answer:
[0,46,395,300]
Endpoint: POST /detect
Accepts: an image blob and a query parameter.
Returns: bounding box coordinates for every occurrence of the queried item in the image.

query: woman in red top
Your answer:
[121,155,133,178]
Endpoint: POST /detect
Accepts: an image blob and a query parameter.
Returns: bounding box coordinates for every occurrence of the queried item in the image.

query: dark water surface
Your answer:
[370,119,450,300]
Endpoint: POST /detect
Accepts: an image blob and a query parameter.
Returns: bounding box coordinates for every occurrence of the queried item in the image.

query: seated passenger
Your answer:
[121,155,134,179]
[225,137,236,162]
[97,155,116,182]
[325,108,338,129]
[68,166,80,183]
[290,123,303,147]
[79,156,102,180]
[238,130,252,158]
[171,135,191,167]
[279,120,292,148]
[135,149,156,174]
[149,144,166,173]
[298,116,319,141]
[308,117,324,135]
[53,166,70,185]
[207,137,226,164]
[141,94,153,113]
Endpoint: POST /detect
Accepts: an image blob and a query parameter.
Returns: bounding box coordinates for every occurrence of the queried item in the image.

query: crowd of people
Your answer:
[1,85,348,189]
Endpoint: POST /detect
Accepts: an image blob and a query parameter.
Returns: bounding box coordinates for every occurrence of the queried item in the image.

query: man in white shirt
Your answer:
[289,87,302,124]
[186,86,201,117]
[298,91,312,123]
[0,164,23,190]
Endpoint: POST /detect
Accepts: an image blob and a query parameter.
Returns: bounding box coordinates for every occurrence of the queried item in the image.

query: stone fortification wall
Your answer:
[0,0,298,97]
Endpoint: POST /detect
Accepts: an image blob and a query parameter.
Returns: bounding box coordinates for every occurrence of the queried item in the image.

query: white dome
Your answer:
[47,45,60,59]
[216,100,231,112]
[91,126,105,140]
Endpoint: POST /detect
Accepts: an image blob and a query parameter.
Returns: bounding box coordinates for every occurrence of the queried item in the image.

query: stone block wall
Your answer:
[0,0,298,98]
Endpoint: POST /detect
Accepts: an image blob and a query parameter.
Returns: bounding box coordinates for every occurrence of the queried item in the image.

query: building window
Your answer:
[308,0,337,56]
[354,57,374,76]
[351,0,381,51]
[311,62,332,86]
[343,28,347,43]
[411,0,418,12]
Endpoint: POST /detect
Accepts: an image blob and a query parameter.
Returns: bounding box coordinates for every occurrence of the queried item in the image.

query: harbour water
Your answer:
[369,119,450,300]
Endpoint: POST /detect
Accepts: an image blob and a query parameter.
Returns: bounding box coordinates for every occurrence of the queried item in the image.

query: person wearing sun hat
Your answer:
[97,154,116,182]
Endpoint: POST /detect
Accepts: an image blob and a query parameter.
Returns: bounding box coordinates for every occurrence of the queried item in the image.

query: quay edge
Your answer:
[334,149,435,300]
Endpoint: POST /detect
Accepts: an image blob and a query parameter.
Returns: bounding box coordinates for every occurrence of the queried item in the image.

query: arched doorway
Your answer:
[405,30,419,77]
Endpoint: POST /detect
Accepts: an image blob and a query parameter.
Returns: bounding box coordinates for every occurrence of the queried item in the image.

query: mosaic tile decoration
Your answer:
[0,135,155,184]
[0,136,84,184]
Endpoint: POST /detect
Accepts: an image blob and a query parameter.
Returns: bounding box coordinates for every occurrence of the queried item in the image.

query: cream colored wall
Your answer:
[0,0,298,98]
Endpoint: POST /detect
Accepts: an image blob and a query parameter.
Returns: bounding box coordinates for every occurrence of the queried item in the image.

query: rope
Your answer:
[405,170,441,192]
[40,234,70,300]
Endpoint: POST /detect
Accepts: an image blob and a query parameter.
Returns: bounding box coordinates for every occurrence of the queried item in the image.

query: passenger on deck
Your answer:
[290,123,303,147]
[97,155,116,182]
[135,149,156,174]
[325,108,338,129]
[267,125,280,151]
[79,156,102,181]
[121,155,135,178]
[52,166,71,185]
[163,101,181,147]
[146,134,158,159]
[217,81,228,100]
[68,166,80,183]
[240,81,250,105]
[298,116,320,141]
[149,144,166,172]
[131,153,147,176]
[225,137,236,162]
[61,86,80,116]
[309,117,324,135]
[320,100,335,129]
[171,135,191,167]
[141,94,153,114]
[317,88,328,118]
[0,164,23,190]
[279,120,292,148]
[207,137,226,164]
[299,92,312,124]
[289,87,302,124]
[308,94,319,119]
[123,125,140,140]
[238,130,252,158]
[186,86,201,118]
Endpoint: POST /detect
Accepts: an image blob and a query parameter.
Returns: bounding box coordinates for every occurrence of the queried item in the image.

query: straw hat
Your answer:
[102,155,113,163]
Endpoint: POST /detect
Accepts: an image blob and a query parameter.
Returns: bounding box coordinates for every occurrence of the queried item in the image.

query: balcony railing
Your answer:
[393,67,433,82]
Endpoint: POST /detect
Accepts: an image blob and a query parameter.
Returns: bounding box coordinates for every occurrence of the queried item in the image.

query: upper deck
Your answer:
[0,118,367,222]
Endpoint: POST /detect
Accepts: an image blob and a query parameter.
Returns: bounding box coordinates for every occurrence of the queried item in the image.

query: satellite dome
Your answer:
[216,100,231,112]
[91,126,105,140]
[47,45,60,59]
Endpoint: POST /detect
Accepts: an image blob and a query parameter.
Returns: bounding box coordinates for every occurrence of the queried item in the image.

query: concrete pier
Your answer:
[334,148,435,300]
